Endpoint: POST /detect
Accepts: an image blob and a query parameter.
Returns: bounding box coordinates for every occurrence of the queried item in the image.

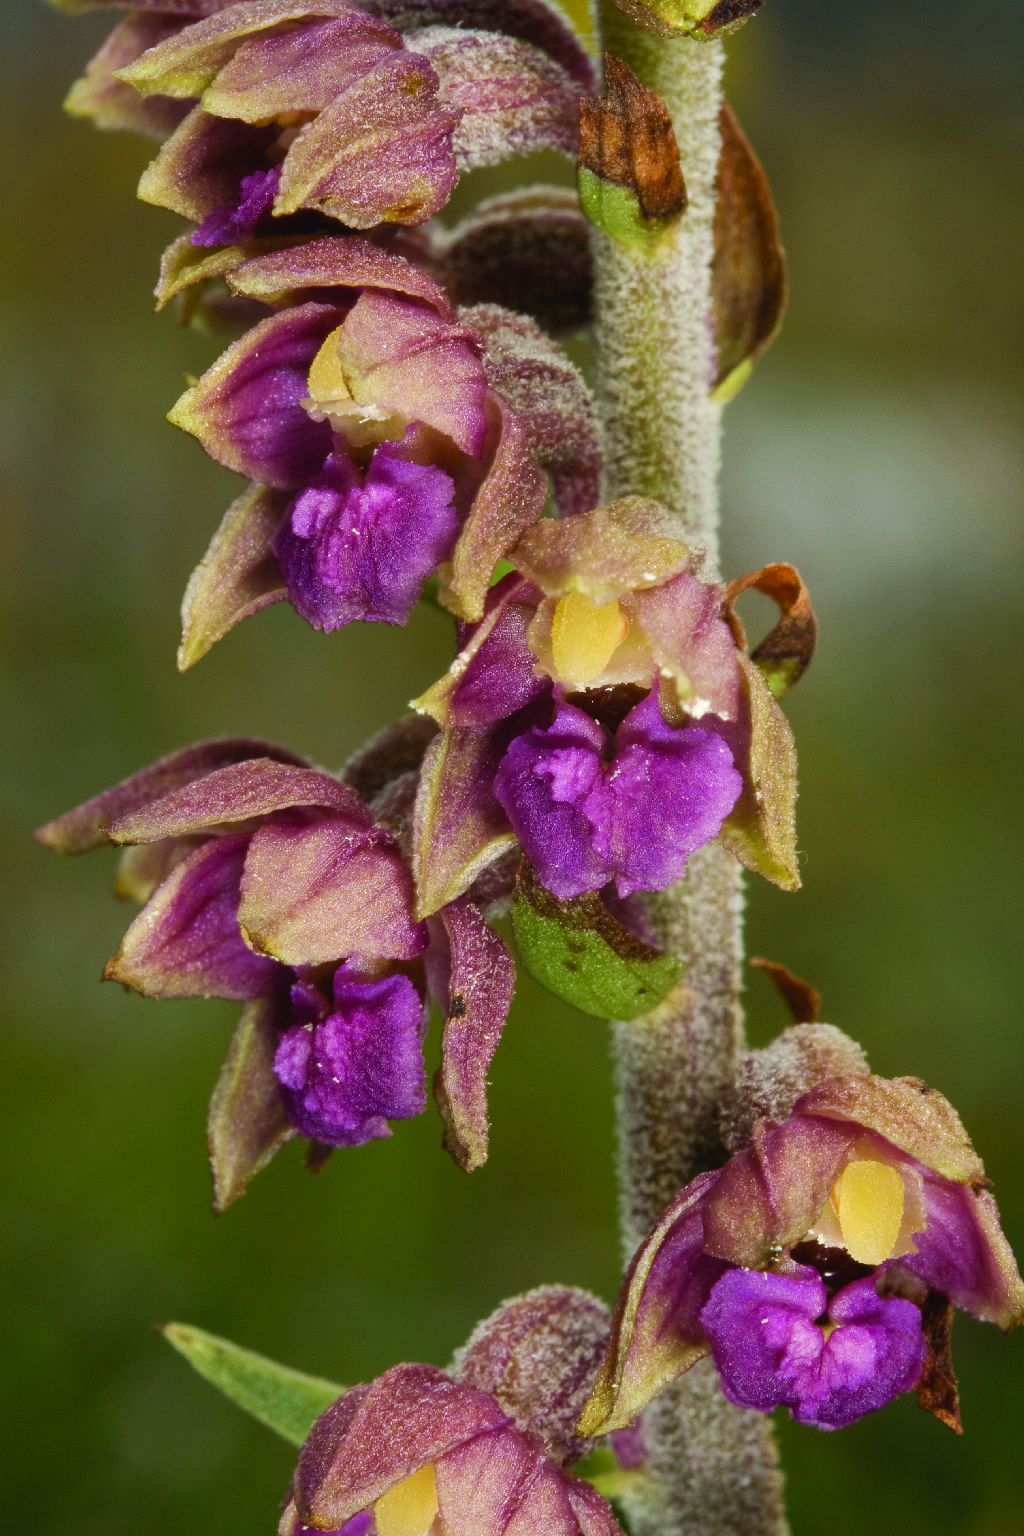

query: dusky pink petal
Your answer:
[208,994,296,1211]
[462,303,600,519]
[179,483,289,669]
[296,1364,508,1528]
[579,1170,723,1436]
[702,1114,857,1268]
[65,14,192,140]
[411,29,581,169]
[138,104,278,221]
[107,759,371,844]
[334,291,488,456]
[239,818,424,965]
[275,52,458,228]
[227,233,453,315]
[168,301,337,486]
[35,738,305,853]
[105,835,284,999]
[440,395,548,622]
[431,899,515,1171]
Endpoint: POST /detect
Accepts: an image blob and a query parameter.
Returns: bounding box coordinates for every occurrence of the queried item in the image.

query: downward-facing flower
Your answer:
[36,729,516,1202]
[580,1071,1024,1435]
[163,239,597,664]
[413,497,810,914]
[61,0,590,244]
[281,1288,627,1536]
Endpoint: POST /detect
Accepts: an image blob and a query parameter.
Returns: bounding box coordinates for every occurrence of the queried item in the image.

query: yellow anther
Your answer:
[831,1159,906,1267]
[550,591,629,687]
[306,324,351,411]
[374,1463,439,1536]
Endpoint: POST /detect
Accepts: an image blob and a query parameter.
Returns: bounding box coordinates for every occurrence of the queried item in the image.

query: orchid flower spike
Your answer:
[36,727,516,1204]
[581,1071,1024,1436]
[412,496,814,915]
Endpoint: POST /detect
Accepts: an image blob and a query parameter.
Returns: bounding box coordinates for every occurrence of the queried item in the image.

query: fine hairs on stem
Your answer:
[592,20,788,1535]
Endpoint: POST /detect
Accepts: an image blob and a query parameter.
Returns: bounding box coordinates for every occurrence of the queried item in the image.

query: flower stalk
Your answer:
[590,16,788,1534]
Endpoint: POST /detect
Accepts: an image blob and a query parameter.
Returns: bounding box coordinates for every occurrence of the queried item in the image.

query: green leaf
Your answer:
[162,1323,343,1446]
[511,864,682,1021]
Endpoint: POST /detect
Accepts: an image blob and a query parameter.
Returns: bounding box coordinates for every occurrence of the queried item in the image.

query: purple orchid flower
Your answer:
[280,1288,627,1536]
[62,0,591,247]
[580,1071,1024,1436]
[36,733,516,1204]
[165,238,599,663]
[412,496,804,914]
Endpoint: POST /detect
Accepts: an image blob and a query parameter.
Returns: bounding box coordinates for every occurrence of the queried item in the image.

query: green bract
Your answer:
[511,864,683,1020]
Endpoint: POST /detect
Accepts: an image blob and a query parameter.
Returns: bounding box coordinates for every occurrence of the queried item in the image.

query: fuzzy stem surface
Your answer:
[591,16,788,1535]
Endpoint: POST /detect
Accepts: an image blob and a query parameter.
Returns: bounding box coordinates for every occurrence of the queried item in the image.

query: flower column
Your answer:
[588,10,788,1535]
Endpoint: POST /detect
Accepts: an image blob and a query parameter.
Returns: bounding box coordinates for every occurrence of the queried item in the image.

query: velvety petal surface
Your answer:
[117,1,362,99]
[434,1425,580,1536]
[412,28,581,169]
[108,758,371,843]
[904,1176,1024,1329]
[138,105,278,221]
[179,483,288,669]
[366,0,596,90]
[493,702,609,901]
[702,1113,857,1268]
[66,14,192,140]
[795,1074,986,1185]
[239,817,424,965]
[440,397,548,622]
[494,693,741,901]
[580,1171,724,1436]
[227,234,453,314]
[36,738,305,853]
[632,570,741,721]
[274,51,459,227]
[106,835,284,999]
[200,12,400,121]
[418,579,546,730]
[431,899,516,1171]
[604,691,742,897]
[441,187,593,335]
[412,724,521,917]
[273,439,458,630]
[208,994,296,1210]
[274,968,426,1145]
[296,1364,509,1527]
[702,1269,926,1430]
[169,302,337,485]
[329,292,488,456]
[714,654,800,891]
[462,303,601,519]
[456,1287,611,1465]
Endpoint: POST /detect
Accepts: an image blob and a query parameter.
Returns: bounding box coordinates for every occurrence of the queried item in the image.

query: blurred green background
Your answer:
[2,1,1022,1531]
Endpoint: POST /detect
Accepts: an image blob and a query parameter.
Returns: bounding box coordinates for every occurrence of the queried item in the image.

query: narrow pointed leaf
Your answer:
[162,1323,343,1446]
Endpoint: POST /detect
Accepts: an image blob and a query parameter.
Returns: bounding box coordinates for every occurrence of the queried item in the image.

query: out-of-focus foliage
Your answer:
[1,1,1021,1533]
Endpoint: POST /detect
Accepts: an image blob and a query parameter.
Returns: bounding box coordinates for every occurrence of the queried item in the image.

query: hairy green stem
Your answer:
[591,18,788,1535]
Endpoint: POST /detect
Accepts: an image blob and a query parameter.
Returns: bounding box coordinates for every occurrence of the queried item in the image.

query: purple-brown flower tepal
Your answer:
[580,1073,1024,1435]
[412,497,809,915]
[60,0,590,245]
[163,239,598,663]
[280,1288,626,1536]
[37,735,516,1203]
